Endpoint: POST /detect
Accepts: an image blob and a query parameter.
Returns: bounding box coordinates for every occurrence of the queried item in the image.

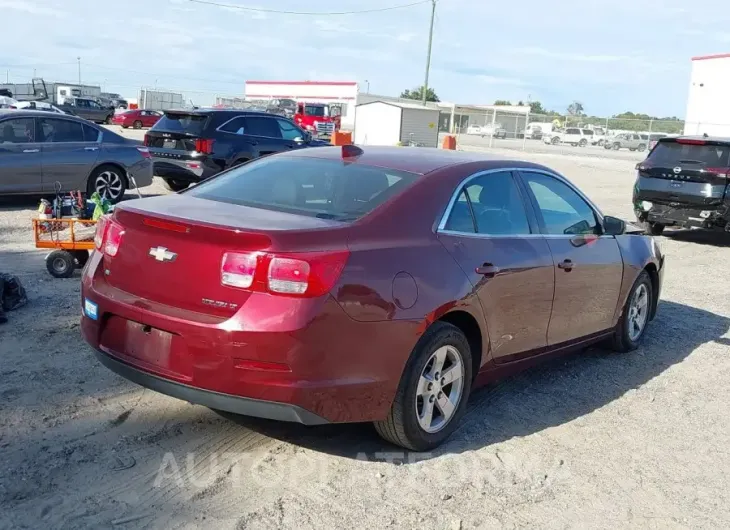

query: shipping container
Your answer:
[139,89,185,111]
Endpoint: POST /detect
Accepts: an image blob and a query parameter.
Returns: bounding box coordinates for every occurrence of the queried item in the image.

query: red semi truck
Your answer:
[293,102,341,138]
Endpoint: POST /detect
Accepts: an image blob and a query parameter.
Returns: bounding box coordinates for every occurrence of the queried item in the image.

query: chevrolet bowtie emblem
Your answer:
[149,246,177,262]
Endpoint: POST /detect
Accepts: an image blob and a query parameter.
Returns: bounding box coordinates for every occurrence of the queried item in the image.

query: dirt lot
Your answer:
[2,141,730,529]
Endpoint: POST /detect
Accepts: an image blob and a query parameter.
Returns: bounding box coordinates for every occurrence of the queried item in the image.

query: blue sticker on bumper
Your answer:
[84,299,99,320]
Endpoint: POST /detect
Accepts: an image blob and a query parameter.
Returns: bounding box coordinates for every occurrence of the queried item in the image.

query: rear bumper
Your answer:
[80,252,418,424]
[635,203,729,229]
[93,347,328,425]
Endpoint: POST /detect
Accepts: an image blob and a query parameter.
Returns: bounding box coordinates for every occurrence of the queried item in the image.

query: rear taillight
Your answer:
[676,138,706,145]
[94,215,109,250]
[706,167,730,178]
[94,216,125,257]
[136,146,151,159]
[220,250,349,297]
[103,219,125,257]
[143,134,150,146]
[195,138,214,154]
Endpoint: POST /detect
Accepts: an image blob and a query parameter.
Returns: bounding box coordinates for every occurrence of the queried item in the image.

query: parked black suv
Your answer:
[633,136,730,235]
[145,109,329,191]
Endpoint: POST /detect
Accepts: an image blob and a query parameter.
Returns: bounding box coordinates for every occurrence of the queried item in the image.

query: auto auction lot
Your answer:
[2,135,730,529]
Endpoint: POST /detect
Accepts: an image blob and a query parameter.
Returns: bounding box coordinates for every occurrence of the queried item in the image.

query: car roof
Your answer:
[278,145,555,175]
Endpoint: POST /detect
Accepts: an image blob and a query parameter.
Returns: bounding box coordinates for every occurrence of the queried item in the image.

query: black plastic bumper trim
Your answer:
[93,349,329,426]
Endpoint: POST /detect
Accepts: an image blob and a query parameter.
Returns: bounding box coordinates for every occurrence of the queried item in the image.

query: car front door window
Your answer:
[523,172,599,235]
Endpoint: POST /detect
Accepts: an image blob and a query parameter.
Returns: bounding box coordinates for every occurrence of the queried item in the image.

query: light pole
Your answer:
[365,79,370,94]
[77,56,81,85]
[421,0,436,106]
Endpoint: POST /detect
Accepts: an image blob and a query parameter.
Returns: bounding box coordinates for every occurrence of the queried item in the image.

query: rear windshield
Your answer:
[154,112,209,135]
[648,141,730,167]
[186,156,419,220]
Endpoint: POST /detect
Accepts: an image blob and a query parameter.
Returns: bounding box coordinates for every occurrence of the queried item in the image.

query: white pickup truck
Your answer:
[543,127,589,147]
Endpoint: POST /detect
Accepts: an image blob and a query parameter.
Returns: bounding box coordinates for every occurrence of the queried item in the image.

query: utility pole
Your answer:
[421,0,436,106]
[365,79,370,94]
[77,56,81,85]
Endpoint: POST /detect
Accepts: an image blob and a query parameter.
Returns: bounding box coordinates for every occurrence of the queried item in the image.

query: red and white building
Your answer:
[244,80,359,130]
[684,53,730,136]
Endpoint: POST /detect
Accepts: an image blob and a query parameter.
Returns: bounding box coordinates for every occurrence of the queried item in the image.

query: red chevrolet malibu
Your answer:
[81,146,664,450]
[111,109,161,129]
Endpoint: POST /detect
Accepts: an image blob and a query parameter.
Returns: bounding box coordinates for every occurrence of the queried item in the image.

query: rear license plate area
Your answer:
[163,139,177,149]
[100,316,192,380]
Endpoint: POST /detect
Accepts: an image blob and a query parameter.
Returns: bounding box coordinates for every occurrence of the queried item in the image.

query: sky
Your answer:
[1,0,729,117]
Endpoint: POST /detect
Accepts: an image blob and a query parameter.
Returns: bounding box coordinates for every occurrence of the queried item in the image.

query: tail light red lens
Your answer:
[676,138,706,145]
[143,134,150,146]
[706,167,730,178]
[104,220,125,257]
[221,250,349,297]
[94,215,109,250]
[136,146,151,159]
[195,138,214,154]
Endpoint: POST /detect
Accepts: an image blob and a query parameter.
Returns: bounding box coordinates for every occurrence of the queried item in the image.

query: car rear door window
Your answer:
[83,124,100,142]
[39,118,85,143]
[445,171,530,235]
[243,116,282,138]
[187,156,418,220]
[0,118,35,143]
[219,116,247,134]
[522,172,598,235]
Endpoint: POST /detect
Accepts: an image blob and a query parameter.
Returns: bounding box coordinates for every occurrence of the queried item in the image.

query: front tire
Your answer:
[87,165,127,204]
[161,178,190,192]
[638,143,647,152]
[613,142,621,150]
[551,136,560,145]
[612,271,653,352]
[374,322,473,451]
[133,120,143,129]
[579,139,587,147]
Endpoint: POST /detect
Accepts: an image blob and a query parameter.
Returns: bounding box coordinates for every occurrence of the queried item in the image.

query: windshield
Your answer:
[648,141,730,167]
[304,105,327,117]
[154,112,209,135]
[186,156,419,220]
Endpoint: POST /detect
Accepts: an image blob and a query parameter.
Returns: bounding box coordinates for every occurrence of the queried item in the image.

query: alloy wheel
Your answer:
[627,283,649,341]
[415,346,465,433]
[95,170,124,201]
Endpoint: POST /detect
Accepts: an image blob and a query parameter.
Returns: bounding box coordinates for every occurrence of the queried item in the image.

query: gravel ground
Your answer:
[1,138,730,529]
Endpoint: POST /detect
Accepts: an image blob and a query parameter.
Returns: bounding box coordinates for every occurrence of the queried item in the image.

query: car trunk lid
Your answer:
[103,194,348,318]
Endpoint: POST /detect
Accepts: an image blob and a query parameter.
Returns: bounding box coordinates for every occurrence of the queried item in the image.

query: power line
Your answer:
[186,0,431,15]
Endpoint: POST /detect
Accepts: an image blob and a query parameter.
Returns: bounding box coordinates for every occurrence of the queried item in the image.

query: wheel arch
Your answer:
[643,262,660,320]
[435,309,483,381]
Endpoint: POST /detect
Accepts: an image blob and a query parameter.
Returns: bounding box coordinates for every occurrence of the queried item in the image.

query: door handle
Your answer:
[558,259,573,271]
[84,147,99,151]
[475,263,500,277]
[23,149,39,153]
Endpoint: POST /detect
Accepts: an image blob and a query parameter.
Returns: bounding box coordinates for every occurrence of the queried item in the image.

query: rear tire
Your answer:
[551,136,560,145]
[46,250,76,278]
[611,271,653,353]
[613,142,621,150]
[373,321,473,451]
[646,222,665,236]
[579,139,587,147]
[638,143,647,152]
[87,165,127,204]
[133,120,143,129]
[161,178,190,192]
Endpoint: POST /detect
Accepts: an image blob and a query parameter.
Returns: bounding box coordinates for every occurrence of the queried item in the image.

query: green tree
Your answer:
[400,86,440,102]
[567,101,585,116]
[493,99,511,106]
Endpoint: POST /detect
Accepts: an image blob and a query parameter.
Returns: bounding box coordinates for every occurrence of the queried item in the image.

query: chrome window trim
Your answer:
[436,167,606,238]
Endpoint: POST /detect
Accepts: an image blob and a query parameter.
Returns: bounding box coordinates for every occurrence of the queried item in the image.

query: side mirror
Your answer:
[300,131,312,142]
[603,215,626,236]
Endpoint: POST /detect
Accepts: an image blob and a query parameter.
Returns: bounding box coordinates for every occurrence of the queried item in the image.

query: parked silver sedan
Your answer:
[0,110,153,202]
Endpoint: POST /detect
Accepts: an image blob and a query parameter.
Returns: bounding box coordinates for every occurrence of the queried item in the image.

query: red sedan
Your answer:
[81,146,664,450]
[111,109,161,129]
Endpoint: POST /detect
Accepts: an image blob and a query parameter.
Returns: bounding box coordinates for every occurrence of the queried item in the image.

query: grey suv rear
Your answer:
[606,133,647,152]
[633,136,730,234]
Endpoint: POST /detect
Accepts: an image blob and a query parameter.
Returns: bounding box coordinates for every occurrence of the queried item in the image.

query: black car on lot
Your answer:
[145,109,329,191]
[58,97,115,124]
[633,135,730,235]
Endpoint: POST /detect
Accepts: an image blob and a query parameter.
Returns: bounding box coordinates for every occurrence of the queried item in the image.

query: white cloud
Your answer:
[0,0,65,17]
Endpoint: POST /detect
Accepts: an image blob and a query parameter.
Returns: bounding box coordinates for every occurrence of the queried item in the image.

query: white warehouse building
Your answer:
[684,53,730,136]
[244,80,359,130]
